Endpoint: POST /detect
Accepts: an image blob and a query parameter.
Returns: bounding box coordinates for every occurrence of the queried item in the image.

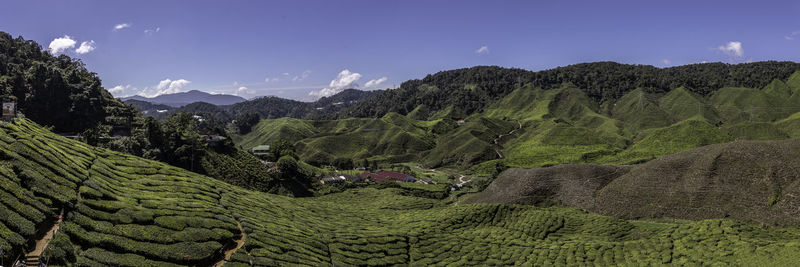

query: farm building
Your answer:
[251,145,270,157]
[321,175,347,184]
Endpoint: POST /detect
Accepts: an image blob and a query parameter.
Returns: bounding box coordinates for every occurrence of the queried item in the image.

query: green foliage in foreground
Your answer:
[0,118,799,266]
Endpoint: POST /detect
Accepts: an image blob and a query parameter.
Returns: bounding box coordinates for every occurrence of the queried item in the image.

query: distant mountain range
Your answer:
[122,90,247,107]
[125,88,382,120]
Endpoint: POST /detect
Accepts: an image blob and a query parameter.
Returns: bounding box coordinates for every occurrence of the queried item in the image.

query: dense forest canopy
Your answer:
[0,31,137,133]
[341,62,800,119]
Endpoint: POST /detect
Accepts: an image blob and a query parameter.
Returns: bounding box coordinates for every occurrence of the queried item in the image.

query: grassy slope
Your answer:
[709,87,787,123]
[658,86,719,123]
[421,117,515,168]
[497,75,800,168]
[233,117,317,150]
[296,113,435,163]
[599,119,733,164]
[496,85,625,168]
[234,74,800,171]
[3,119,800,265]
[236,113,435,164]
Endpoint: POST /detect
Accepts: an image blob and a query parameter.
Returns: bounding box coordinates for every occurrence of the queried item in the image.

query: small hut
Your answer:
[2,100,16,121]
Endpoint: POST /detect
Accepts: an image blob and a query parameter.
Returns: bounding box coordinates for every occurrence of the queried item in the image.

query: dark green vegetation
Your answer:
[341,61,800,120]
[236,113,437,165]
[0,31,137,133]
[2,119,800,266]
[0,31,296,196]
[129,89,381,123]
[468,138,800,226]
[242,71,800,171]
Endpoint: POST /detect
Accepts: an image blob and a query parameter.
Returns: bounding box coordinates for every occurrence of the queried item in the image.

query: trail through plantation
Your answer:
[212,221,248,267]
[25,215,62,265]
[493,120,523,158]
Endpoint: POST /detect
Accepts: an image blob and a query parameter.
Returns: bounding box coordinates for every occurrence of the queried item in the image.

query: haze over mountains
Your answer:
[122,90,247,107]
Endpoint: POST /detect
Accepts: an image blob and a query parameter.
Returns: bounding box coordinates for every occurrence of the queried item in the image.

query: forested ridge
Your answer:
[340,62,800,119]
[0,31,137,133]
[0,31,316,196]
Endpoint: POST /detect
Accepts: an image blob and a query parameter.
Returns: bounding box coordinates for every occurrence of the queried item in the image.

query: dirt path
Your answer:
[456,175,471,186]
[26,216,62,262]
[492,121,523,158]
[212,221,247,267]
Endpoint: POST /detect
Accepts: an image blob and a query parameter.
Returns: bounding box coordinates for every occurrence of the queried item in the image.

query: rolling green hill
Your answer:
[2,118,800,266]
[236,113,436,165]
[237,71,800,171]
[342,61,800,121]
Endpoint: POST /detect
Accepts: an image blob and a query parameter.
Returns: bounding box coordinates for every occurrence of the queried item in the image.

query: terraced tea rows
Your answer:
[1,118,800,266]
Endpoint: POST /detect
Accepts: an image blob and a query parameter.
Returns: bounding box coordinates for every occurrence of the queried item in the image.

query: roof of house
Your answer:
[251,145,271,151]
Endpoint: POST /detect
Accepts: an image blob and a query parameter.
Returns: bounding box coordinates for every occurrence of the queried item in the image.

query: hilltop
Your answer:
[1,118,800,266]
[341,62,800,121]
[0,32,137,133]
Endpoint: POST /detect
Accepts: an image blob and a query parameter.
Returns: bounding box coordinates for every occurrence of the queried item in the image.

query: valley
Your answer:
[3,26,800,266]
[1,119,800,266]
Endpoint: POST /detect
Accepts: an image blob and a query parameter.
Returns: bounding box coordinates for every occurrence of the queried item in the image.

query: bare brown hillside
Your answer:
[465,164,630,208]
[466,139,800,226]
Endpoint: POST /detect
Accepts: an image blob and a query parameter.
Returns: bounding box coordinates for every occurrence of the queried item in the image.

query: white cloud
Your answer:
[292,70,312,82]
[785,31,800,40]
[113,23,131,31]
[365,77,388,88]
[48,35,77,55]
[475,45,489,54]
[265,77,279,82]
[137,78,190,97]
[717,41,743,57]
[144,27,160,35]
[309,69,361,98]
[108,85,129,94]
[661,59,671,65]
[75,40,96,54]
[108,85,138,97]
[236,86,255,95]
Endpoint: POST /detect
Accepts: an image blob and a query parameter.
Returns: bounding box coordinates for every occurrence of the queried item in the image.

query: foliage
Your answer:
[234,112,260,134]
[0,31,138,133]
[1,119,800,266]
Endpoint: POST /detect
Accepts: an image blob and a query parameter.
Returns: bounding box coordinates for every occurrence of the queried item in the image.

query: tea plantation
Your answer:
[2,118,800,266]
[238,72,800,171]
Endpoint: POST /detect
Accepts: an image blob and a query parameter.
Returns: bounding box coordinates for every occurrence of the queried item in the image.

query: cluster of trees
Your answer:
[100,112,315,196]
[0,31,137,133]
[340,62,800,120]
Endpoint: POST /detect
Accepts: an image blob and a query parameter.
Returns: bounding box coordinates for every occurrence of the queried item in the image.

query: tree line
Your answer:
[339,62,800,120]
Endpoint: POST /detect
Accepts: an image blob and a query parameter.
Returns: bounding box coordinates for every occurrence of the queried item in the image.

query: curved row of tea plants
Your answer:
[1,119,799,266]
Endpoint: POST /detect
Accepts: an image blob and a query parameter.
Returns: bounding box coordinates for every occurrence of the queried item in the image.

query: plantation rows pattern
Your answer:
[0,119,800,266]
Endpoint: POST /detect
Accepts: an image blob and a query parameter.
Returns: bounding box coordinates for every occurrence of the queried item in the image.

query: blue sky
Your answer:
[1,0,799,101]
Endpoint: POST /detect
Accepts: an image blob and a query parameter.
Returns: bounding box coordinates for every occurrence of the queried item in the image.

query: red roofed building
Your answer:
[360,170,416,183]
